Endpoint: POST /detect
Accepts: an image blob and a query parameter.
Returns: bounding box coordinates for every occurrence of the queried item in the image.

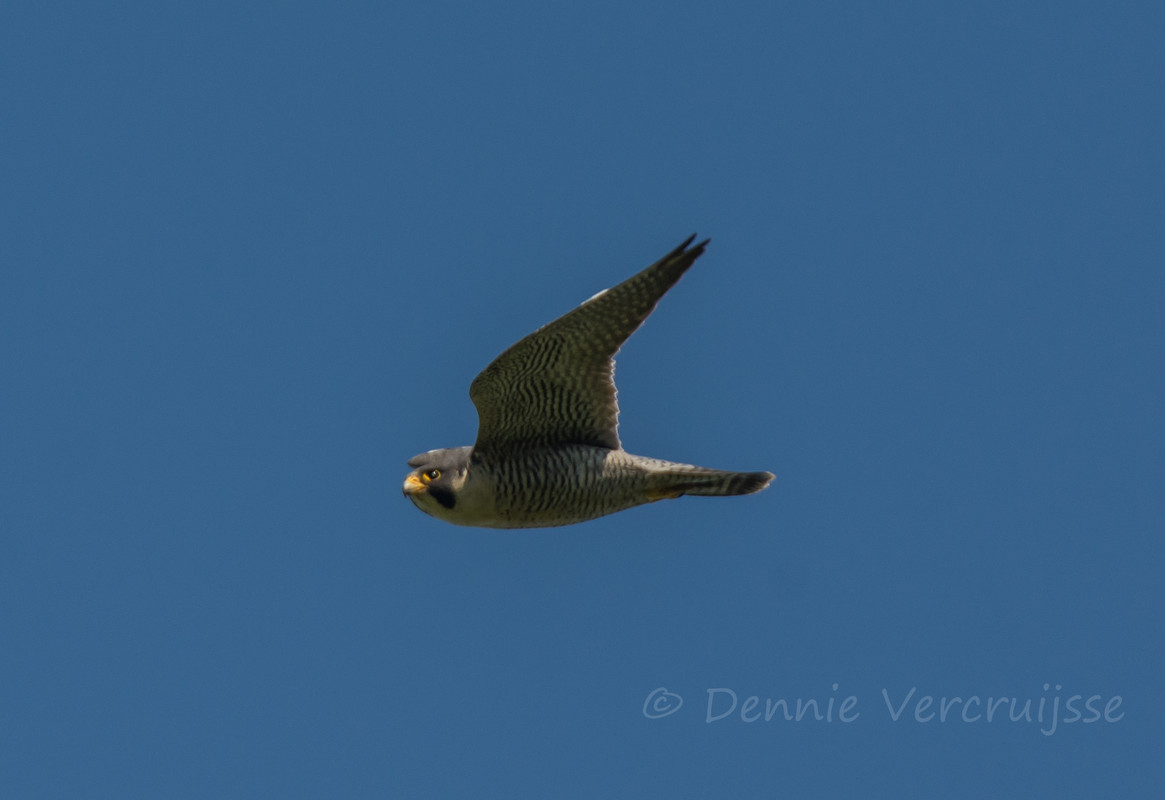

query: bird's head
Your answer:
[402,446,473,521]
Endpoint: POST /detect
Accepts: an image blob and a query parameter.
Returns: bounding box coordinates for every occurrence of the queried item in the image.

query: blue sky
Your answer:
[3,1,1163,796]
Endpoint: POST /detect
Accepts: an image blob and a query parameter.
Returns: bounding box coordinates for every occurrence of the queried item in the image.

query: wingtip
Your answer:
[672,233,709,261]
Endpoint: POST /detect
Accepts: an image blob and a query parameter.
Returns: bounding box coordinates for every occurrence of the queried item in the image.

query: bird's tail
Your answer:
[645,463,775,500]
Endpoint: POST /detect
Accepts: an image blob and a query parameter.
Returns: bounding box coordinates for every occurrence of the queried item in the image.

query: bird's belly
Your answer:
[470,447,650,528]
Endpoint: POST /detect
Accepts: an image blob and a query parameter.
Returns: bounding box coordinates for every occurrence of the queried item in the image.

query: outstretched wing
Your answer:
[469,235,708,456]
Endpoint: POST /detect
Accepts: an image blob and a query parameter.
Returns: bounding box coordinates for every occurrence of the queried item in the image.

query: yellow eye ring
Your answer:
[423,469,442,481]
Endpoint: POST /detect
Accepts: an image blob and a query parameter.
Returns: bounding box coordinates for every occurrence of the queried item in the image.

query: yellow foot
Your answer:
[645,488,685,502]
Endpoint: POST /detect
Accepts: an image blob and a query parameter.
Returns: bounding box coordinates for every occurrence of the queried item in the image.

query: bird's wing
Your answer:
[469,235,708,456]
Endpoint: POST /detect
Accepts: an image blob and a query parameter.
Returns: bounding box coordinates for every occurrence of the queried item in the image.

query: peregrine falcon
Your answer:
[403,235,774,528]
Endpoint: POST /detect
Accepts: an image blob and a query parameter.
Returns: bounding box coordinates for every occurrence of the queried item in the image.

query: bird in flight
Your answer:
[402,235,774,528]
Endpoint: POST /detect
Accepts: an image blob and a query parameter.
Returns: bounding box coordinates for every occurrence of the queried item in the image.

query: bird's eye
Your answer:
[424,469,442,481]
